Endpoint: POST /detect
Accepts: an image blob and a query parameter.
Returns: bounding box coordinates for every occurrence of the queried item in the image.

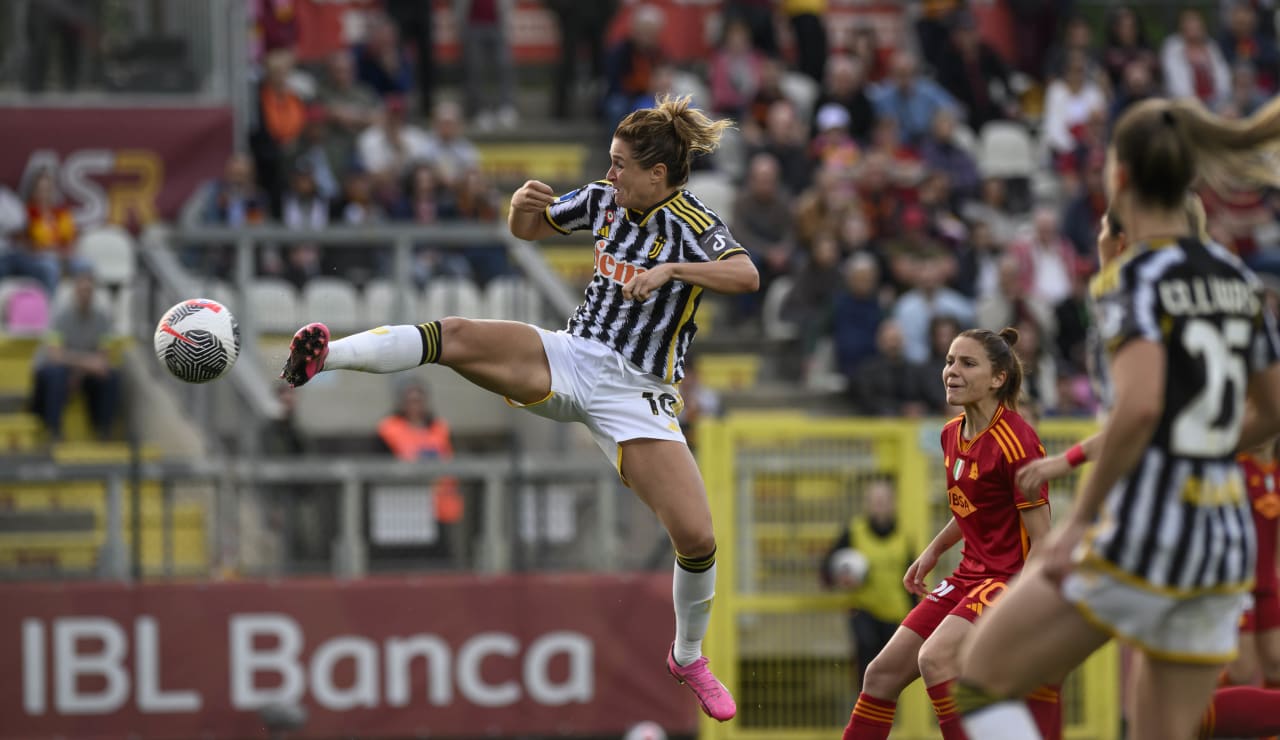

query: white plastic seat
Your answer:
[685,171,735,223]
[952,122,979,160]
[362,279,418,326]
[483,276,545,324]
[76,226,136,286]
[978,121,1037,179]
[421,277,482,320]
[301,277,361,334]
[780,71,820,124]
[245,278,300,335]
[761,275,798,341]
[670,70,711,109]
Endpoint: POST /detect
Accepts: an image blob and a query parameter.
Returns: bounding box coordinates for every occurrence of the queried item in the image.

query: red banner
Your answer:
[0,573,696,739]
[0,106,233,227]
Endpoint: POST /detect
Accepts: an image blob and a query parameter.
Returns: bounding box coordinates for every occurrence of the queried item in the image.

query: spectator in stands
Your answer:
[796,161,857,251]
[846,319,934,416]
[290,106,343,201]
[914,0,963,72]
[1043,50,1109,167]
[869,51,959,148]
[391,162,447,224]
[30,270,118,441]
[810,104,859,170]
[849,25,890,84]
[603,4,667,127]
[782,0,827,83]
[377,380,464,557]
[892,258,974,364]
[1008,0,1062,82]
[1053,246,1094,380]
[920,109,980,203]
[1103,6,1158,91]
[952,219,1003,300]
[423,101,481,188]
[0,183,25,252]
[936,11,1018,132]
[864,117,925,188]
[1221,62,1270,117]
[722,0,778,57]
[357,95,434,180]
[832,253,886,377]
[1011,315,1057,412]
[316,51,380,170]
[1008,207,1081,309]
[821,478,917,689]
[745,58,790,132]
[1221,0,1279,93]
[385,0,436,115]
[1161,8,1232,107]
[884,204,952,293]
[445,169,507,283]
[709,18,766,119]
[1109,57,1157,123]
[783,232,843,367]
[354,12,414,99]
[1046,16,1107,88]
[190,153,270,229]
[23,0,96,93]
[251,48,307,216]
[331,168,386,226]
[271,163,328,288]
[1061,164,1108,256]
[546,0,618,119]
[1,170,73,295]
[810,54,877,144]
[960,176,1021,248]
[746,100,813,194]
[916,171,967,248]
[853,152,911,244]
[733,153,796,310]
[922,314,963,413]
[458,0,518,131]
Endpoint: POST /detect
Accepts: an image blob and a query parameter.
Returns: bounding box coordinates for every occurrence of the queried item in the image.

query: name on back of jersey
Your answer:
[594,239,647,285]
[1159,275,1259,317]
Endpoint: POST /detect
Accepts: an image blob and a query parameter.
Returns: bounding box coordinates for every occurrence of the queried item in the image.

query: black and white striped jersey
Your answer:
[1085,237,1280,593]
[544,181,748,383]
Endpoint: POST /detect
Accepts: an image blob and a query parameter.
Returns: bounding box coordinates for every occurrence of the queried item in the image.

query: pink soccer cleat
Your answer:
[667,644,737,722]
[280,323,330,387]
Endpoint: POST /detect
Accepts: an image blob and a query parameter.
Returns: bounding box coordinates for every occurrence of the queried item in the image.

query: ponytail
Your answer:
[615,95,735,186]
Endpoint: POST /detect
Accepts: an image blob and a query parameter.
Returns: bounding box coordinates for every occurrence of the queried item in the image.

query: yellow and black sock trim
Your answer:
[418,321,442,365]
[951,680,1003,717]
[676,547,716,573]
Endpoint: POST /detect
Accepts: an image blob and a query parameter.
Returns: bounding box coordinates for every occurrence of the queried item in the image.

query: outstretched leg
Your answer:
[280,318,552,404]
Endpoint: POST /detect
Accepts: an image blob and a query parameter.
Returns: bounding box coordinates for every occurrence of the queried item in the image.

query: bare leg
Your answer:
[1128,653,1221,740]
[1225,630,1259,685]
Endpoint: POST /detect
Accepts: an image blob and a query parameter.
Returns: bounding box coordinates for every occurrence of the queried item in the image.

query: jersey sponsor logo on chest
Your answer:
[593,239,648,285]
[948,485,977,518]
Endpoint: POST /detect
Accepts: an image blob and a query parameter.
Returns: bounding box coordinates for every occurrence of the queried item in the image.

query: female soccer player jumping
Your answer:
[280,95,758,722]
[842,327,1057,740]
[953,98,1280,740]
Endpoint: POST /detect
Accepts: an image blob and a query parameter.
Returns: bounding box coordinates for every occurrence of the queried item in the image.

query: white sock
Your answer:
[324,325,427,373]
[961,701,1042,740]
[673,554,716,666]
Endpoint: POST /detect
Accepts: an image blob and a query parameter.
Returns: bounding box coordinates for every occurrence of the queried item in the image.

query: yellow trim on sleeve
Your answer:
[543,206,571,234]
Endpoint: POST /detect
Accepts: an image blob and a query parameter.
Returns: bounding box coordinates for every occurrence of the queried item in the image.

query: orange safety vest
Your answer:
[377,416,463,523]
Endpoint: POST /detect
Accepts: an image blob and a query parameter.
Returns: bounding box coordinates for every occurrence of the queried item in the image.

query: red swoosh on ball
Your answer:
[160,324,195,345]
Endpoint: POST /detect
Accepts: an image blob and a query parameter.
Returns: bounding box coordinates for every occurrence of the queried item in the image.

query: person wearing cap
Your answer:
[811,54,877,143]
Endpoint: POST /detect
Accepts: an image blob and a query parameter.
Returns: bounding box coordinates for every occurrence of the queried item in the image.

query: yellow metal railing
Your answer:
[697,414,1119,740]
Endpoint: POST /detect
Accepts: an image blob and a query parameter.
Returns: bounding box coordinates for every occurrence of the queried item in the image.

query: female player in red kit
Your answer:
[842,327,1058,740]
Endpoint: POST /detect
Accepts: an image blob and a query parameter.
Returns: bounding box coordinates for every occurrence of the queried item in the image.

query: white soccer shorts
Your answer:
[1063,565,1248,664]
[506,329,687,482]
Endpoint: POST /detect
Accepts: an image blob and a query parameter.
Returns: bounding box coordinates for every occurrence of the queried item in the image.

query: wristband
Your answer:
[1065,443,1087,468]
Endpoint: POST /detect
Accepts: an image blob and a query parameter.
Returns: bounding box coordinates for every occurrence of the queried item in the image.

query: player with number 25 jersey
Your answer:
[1084,238,1280,599]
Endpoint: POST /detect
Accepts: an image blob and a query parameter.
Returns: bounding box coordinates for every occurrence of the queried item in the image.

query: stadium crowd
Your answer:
[5,0,1280,424]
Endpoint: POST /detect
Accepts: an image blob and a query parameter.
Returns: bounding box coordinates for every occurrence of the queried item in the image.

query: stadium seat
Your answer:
[245,278,300,335]
[780,72,820,123]
[686,171,735,222]
[362,279,418,326]
[484,276,545,324]
[0,277,51,336]
[422,277,482,320]
[977,121,1038,179]
[714,125,747,182]
[670,69,711,109]
[952,122,980,160]
[76,226,136,286]
[301,277,362,333]
[761,275,798,341]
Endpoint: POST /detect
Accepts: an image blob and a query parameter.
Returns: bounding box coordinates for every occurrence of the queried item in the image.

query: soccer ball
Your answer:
[831,548,869,587]
[154,299,241,383]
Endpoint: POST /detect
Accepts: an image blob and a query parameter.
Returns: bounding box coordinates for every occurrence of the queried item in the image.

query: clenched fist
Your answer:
[511,180,556,213]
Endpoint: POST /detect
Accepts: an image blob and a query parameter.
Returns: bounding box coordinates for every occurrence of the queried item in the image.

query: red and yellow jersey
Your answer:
[1239,453,1280,594]
[941,406,1048,581]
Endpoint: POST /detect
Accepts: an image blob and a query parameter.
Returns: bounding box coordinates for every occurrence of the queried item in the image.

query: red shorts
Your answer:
[901,575,1011,640]
[1242,590,1280,633]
